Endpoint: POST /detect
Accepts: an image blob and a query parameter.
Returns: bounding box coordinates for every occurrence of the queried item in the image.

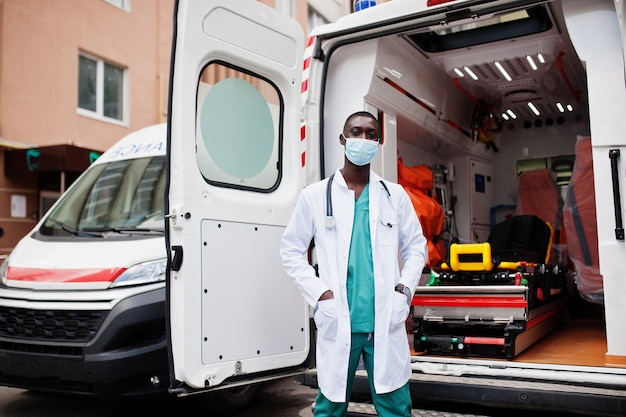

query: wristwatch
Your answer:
[395,284,412,298]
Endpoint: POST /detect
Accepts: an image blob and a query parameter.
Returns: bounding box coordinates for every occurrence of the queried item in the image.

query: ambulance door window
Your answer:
[516,154,575,186]
[196,61,281,192]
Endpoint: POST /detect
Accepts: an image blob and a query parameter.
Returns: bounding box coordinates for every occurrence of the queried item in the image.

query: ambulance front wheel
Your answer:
[197,383,259,415]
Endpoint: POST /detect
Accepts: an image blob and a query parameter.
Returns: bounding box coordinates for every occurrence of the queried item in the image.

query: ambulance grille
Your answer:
[0,307,107,342]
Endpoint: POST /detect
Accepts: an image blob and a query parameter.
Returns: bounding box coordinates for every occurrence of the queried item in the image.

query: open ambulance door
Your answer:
[166,0,307,393]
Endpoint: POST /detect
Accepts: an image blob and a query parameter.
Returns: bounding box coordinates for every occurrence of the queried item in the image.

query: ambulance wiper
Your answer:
[83,227,164,235]
[50,219,105,237]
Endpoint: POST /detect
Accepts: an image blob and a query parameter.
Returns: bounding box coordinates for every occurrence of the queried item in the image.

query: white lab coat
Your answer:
[280,169,428,402]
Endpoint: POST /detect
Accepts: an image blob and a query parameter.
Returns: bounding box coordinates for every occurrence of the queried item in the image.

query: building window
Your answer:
[78,53,126,123]
[104,0,131,12]
[39,190,60,219]
[308,6,329,34]
[276,0,295,17]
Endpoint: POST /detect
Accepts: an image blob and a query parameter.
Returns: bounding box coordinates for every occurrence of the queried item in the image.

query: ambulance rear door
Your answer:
[166,0,307,391]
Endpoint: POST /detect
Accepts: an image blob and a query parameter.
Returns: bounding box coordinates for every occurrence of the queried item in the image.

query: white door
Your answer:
[166,0,307,390]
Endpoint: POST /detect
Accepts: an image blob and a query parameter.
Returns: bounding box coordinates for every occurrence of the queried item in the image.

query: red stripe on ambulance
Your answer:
[300,35,316,168]
[7,266,126,283]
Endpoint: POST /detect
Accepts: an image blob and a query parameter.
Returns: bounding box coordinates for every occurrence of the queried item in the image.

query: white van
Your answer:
[0,123,260,411]
[0,124,169,397]
[166,0,626,415]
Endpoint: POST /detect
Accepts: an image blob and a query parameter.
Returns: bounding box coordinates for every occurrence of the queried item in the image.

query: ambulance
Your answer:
[0,124,257,411]
[166,0,626,415]
[1,0,626,415]
[0,124,169,397]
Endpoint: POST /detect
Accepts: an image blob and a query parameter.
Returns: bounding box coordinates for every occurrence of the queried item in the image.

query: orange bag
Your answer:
[397,159,445,266]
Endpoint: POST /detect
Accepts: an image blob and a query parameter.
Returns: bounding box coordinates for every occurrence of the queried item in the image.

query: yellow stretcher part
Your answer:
[450,242,493,271]
[440,242,526,272]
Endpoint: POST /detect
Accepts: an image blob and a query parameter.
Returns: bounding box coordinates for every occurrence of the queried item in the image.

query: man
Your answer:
[280,111,428,416]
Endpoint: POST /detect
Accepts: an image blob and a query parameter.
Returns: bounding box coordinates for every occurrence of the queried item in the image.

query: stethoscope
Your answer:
[324,173,397,229]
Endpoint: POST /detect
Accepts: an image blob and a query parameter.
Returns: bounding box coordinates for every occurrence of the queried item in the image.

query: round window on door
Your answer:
[196,61,282,191]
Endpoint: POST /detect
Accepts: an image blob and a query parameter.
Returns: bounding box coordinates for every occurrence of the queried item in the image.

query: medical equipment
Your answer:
[325,173,395,229]
[413,215,569,358]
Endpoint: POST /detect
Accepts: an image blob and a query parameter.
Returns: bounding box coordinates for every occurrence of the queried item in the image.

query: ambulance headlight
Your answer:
[110,258,167,288]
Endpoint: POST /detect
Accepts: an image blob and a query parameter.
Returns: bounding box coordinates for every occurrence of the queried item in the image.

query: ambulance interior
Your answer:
[320,1,605,364]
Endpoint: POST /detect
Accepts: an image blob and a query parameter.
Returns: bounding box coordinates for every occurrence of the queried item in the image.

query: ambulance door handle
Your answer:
[171,245,183,271]
[609,149,624,240]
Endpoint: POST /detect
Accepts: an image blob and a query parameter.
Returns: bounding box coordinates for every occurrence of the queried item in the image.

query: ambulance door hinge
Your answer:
[165,209,178,226]
[166,208,191,228]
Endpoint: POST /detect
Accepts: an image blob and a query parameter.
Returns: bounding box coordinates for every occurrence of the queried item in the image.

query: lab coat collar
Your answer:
[332,168,384,245]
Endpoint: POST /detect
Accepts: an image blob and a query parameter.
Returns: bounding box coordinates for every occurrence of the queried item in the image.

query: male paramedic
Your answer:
[280,111,428,416]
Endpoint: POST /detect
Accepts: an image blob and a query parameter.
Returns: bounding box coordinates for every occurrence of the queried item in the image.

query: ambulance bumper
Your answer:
[0,287,168,398]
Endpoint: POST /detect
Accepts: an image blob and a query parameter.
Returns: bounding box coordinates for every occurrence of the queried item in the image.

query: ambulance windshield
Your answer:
[39,155,166,237]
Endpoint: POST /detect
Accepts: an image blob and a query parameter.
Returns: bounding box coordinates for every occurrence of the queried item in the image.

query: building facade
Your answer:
[0,0,370,254]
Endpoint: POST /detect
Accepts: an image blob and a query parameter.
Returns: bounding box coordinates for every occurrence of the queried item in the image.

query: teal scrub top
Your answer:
[346,183,375,333]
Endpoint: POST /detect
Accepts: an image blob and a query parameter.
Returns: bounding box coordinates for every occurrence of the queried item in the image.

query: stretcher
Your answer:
[412,215,569,359]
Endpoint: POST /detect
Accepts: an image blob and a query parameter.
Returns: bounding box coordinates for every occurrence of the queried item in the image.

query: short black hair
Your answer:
[343,111,381,133]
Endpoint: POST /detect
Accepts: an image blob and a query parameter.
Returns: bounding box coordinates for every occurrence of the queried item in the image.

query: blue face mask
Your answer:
[344,137,379,166]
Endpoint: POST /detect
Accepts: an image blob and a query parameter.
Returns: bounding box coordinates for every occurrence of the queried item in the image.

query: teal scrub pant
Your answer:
[313,332,412,417]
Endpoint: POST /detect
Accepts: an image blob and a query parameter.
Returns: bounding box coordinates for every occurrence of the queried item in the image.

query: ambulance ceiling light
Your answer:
[501,113,510,121]
[452,53,545,82]
[495,61,512,81]
[556,102,564,112]
[506,109,517,119]
[463,66,478,80]
[567,104,574,111]
[528,102,540,116]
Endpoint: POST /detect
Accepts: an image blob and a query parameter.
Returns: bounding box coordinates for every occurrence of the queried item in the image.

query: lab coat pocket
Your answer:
[314,299,338,340]
[390,292,410,333]
[377,215,399,245]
